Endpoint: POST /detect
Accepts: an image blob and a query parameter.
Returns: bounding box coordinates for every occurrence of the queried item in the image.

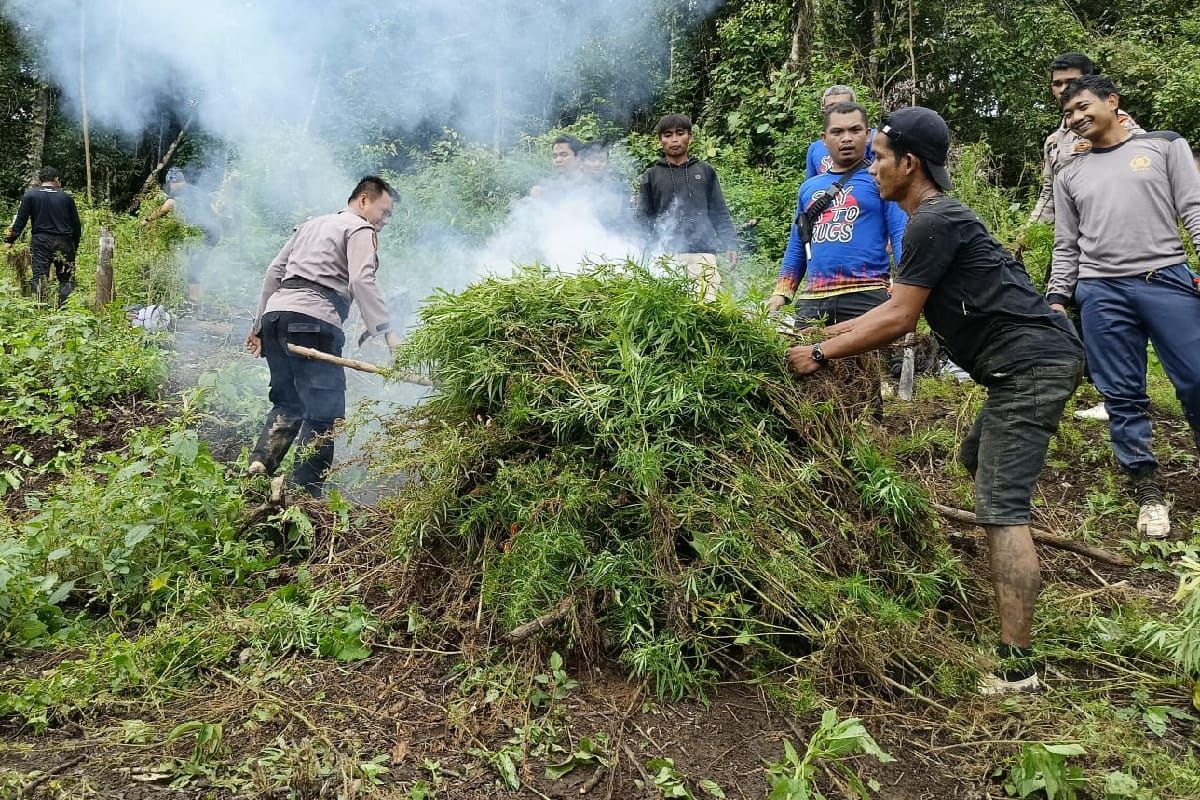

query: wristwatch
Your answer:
[810,343,826,363]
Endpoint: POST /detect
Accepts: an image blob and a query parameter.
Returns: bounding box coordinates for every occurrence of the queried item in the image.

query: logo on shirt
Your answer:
[1129,155,1152,171]
[808,185,861,245]
[818,155,833,174]
[1072,140,1092,154]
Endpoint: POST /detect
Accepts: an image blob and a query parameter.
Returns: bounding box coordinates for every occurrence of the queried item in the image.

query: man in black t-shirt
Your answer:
[4,166,82,306]
[785,107,1084,696]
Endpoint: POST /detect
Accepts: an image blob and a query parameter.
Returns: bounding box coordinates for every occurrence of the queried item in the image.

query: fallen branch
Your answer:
[931,502,1132,567]
[286,343,433,387]
[501,596,575,645]
[20,754,86,797]
[129,112,195,212]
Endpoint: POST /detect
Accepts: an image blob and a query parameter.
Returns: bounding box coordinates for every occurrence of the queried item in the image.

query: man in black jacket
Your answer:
[5,167,83,306]
[636,114,739,301]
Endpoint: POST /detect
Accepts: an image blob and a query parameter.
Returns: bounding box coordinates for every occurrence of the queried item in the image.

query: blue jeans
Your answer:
[1075,264,1200,476]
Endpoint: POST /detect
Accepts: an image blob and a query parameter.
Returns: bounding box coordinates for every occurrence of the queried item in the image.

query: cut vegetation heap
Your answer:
[371,264,976,701]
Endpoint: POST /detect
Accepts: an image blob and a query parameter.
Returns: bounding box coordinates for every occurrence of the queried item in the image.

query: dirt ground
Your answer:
[1,359,1197,799]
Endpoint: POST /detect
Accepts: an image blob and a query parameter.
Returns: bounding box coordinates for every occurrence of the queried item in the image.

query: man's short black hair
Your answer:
[822,101,869,131]
[552,134,582,153]
[1061,74,1119,105]
[655,113,693,136]
[1050,52,1095,76]
[37,166,60,183]
[578,140,608,158]
[348,176,396,204]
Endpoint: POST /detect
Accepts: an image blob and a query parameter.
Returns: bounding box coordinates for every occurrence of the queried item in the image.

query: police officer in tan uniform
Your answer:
[245,176,402,496]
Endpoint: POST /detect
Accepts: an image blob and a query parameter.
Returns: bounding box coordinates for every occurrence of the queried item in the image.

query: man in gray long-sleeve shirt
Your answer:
[244,176,402,496]
[1048,75,1200,539]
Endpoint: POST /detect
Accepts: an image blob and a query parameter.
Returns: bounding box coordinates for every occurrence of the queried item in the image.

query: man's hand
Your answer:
[786,344,823,376]
[244,332,262,357]
[1049,303,1068,315]
[765,294,787,317]
[384,330,403,356]
[139,218,150,228]
[725,250,740,267]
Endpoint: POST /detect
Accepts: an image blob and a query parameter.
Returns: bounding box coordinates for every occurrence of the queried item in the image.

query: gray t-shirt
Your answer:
[1048,132,1200,303]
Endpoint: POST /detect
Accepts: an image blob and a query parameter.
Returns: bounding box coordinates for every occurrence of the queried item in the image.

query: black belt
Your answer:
[280,277,350,322]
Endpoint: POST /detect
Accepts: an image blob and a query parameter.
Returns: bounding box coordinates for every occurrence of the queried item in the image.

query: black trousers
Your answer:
[251,310,347,496]
[30,234,77,306]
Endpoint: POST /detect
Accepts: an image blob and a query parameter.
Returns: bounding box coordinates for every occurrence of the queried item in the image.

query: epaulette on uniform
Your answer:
[1133,131,1183,142]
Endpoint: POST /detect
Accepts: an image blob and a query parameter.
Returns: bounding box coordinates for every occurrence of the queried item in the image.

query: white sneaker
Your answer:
[978,671,1041,696]
[1073,402,1109,422]
[1137,501,1171,539]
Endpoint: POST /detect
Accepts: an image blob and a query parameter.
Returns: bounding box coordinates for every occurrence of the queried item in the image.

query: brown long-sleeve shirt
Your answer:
[253,210,393,339]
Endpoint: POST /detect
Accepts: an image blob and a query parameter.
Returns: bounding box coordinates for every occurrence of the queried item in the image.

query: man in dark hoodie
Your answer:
[4,166,82,306]
[636,114,739,301]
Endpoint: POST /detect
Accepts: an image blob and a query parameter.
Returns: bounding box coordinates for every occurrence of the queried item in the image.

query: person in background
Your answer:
[142,166,222,304]
[244,176,403,497]
[1048,75,1200,540]
[636,113,739,301]
[578,140,609,177]
[804,85,875,179]
[551,135,582,174]
[1021,53,1142,422]
[787,107,1083,696]
[3,166,82,307]
[530,135,583,198]
[767,101,906,325]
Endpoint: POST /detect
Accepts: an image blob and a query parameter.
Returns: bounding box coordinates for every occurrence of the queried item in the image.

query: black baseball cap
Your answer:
[879,107,953,192]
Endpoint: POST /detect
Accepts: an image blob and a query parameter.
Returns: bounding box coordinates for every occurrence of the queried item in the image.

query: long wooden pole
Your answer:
[286,343,433,387]
[79,0,93,204]
[931,502,1132,567]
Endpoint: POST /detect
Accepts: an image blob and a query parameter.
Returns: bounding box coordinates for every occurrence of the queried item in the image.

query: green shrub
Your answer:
[0,292,166,436]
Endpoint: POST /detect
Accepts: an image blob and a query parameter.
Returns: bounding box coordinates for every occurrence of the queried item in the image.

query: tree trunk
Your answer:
[128,113,194,213]
[25,83,52,185]
[79,1,93,204]
[785,0,813,75]
[94,226,115,310]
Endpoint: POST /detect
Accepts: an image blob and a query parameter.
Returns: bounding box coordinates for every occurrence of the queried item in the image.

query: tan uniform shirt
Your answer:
[254,210,392,339]
[1028,109,1141,225]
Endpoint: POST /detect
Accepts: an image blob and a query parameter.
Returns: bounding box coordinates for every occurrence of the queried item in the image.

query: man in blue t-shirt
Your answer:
[767,102,906,324]
[804,85,876,179]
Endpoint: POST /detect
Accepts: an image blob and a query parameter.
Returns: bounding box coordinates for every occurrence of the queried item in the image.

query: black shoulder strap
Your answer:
[795,159,867,229]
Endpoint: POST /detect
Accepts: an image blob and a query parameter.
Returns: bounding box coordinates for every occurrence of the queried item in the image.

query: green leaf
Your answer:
[124,524,155,549]
[1103,770,1139,798]
[699,778,726,798]
[1041,744,1085,757]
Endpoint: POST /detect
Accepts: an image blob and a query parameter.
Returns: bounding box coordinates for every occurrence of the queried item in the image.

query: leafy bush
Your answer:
[15,423,267,618]
[0,292,166,436]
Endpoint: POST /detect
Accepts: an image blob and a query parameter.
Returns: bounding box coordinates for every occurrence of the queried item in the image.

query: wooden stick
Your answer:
[931,502,1132,567]
[501,596,575,644]
[285,343,433,387]
[93,226,115,309]
[897,332,916,401]
[20,754,86,797]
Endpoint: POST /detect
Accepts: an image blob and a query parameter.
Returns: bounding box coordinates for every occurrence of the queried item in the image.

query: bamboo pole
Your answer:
[79,1,93,204]
[286,343,433,387]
